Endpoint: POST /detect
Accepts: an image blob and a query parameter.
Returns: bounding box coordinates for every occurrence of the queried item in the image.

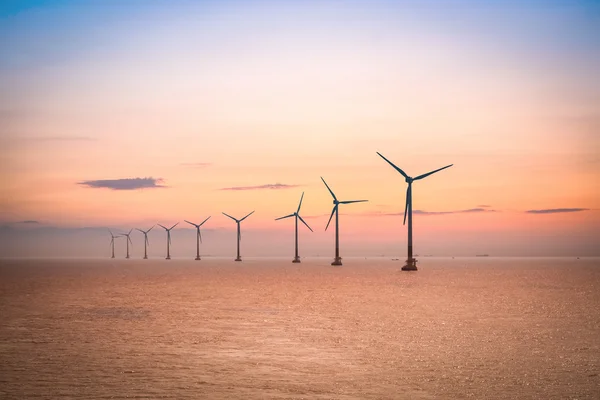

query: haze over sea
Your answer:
[1,257,599,399]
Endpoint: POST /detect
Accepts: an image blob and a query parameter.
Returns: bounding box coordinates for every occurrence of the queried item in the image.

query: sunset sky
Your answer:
[1,0,599,257]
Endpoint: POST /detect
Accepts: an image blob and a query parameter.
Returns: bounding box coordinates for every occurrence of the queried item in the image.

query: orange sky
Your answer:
[1,1,599,257]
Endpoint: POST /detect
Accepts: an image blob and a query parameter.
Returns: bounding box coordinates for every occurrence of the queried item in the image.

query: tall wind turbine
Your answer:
[108,229,120,259]
[158,222,179,260]
[121,229,133,259]
[222,211,254,261]
[376,152,453,271]
[275,192,313,263]
[321,177,368,266]
[184,217,211,260]
[136,225,155,259]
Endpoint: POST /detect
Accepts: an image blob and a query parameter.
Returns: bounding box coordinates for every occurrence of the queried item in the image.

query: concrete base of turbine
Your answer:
[292,257,301,263]
[195,256,201,260]
[402,258,418,271]
[126,256,129,259]
[143,256,148,259]
[166,256,171,260]
[235,257,242,262]
[331,257,343,266]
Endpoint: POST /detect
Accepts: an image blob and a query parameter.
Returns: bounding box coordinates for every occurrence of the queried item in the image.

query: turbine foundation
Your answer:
[402,258,418,271]
[166,256,171,260]
[143,256,148,260]
[292,257,301,263]
[195,256,201,261]
[235,257,242,262]
[331,257,343,266]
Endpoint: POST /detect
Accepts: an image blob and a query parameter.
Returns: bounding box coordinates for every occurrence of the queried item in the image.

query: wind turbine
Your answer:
[321,177,368,266]
[135,225,155,259]
[184,217,211,260]
[222,211,254,261]
[120,229,133,259]
[376,152,453,271]
[158,222,179,260]
[275,192,313,263]
[108,229,120,259]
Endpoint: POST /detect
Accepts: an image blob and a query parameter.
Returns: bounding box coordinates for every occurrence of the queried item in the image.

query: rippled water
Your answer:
[1,257,599,399]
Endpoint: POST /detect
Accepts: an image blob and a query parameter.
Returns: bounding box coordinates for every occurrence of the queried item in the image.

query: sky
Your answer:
[1,0,599,258]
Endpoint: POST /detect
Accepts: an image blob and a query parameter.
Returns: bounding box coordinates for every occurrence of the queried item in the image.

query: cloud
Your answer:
[526,208,589,214]
[19,220,40,224]
[180,162,212,168]
[220,183,299,191]
[28,136,96,142]
[361,208,497,217]
[477,205,492,208]
[78,177,166,190]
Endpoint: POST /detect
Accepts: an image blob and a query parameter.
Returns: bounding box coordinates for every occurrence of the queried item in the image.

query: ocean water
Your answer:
[1,257,599,399]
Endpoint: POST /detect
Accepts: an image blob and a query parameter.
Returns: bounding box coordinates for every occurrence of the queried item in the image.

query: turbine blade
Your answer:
[128,236,132,244]
[169,222,179,230]
[403,185,410,225]
[110,237,114,245]
[297,192,304,213]
[128,228,133,235]
[198,228,202,243]
[146,236,149,246]
[414,164,453,180]
[340,200,368,204]
[158,224,167,230]
[376,152,409,179]
[199,216,211,226]
[184,220,196,227]
[136,228,144,233]
[108,228,113,236]
[275,213,294,220]
[240,210,255,221]
[325,205,337,231]
[298,214,313,232]
[320,177,337,201]
[222,212,237,222]
[238,225,241,242]
[148,225,155,233]
[168,232,171,245]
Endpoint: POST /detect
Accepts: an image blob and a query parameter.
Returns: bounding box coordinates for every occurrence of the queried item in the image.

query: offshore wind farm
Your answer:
[1,1,599,400]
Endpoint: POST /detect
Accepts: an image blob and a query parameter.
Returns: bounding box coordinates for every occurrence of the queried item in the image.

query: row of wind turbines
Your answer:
[108,153,452,271]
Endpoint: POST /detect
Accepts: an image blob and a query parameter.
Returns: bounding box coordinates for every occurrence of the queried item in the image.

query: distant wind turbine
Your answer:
[184,217,211,260]
[321,177,368,266]
[135,225,155,259]
[275,192,313,263]
[222,211,254,261]
[158,222,179,260]
[120,229,133,259]
[108,229,120,259]
[376,152,453,271]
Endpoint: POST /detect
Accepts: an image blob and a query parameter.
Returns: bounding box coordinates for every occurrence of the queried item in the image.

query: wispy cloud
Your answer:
[220,183,299,191]
[526,208,589,214]
[361,208,497,217]
[477,204,492,208]
[78,177,166,190]
[28,136,96,142]
[19,220,40,224]
[180,162,212,168]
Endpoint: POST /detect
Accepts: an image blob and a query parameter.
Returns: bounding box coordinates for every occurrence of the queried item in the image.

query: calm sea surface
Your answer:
[1,257,599,399]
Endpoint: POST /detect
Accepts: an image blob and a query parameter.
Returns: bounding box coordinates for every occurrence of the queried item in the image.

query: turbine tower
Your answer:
[184,217,211,260]
[275,192,313,263]
[136,225,155,259]
[376,152,453,271]
[321,177,368,266]
[121,229,133,259]
[158,222,179,260]
[108,229,120,259]
[222,211,254,261]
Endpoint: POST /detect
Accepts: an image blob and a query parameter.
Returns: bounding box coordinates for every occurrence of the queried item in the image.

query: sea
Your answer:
[1,257,598,399]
